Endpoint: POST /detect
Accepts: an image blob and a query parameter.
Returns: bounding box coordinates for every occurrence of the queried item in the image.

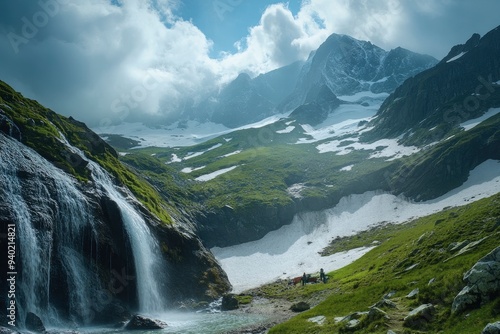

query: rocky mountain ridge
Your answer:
[189,33,437,128]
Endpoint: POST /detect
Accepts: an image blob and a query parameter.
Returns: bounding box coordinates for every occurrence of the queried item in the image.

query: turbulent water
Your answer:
[0,134,166,327]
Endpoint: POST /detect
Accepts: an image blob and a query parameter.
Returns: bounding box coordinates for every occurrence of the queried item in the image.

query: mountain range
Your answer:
[188,33,438,128]
[1,25,500,333]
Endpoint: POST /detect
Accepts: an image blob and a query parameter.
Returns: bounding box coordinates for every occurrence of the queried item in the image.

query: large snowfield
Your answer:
[212,160,500,293]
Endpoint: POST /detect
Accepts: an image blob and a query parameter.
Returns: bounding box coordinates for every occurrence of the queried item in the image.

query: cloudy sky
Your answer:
[0,0,499,127]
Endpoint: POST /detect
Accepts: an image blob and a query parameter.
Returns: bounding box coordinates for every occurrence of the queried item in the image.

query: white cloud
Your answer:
[0,0,499,126]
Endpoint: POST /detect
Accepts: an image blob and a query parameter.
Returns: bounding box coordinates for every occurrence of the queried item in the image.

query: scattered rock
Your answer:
[290,301,310,312]
[406,288,419,299]
[367,307,389,322]
[372,298,397,309]
[124,315,168,330]
[405,263,419,271]
[403,304,435,330]
[482,321,500,334]
[25,312,46,332]
[383,291,396,299]
[452,246,500,314]
[448,240,469,252]
[221,294,239,311]
[445,237,489,262]
[347,319,361,329]
[428,278,436,285]
[307,315,326,325]
[387,330,397,334]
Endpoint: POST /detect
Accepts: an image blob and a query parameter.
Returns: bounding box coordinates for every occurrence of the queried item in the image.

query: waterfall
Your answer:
[55,129,167,312]
[88,162,166,313]
[0,134,100,327]
[0,132,167,328]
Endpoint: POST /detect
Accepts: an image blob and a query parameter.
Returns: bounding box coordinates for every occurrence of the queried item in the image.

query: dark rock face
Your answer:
[452,246,500,314]
[221,294,239,311]
[25,312,45,333]
[125,315,167,330]
[0,113,21,141]
[371,25,500,139]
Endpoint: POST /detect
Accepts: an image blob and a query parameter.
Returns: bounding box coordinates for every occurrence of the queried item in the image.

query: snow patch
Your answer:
[213,160,500,293]
[276,126,295,134]
[340,165,354,171]
[220,150,242,158]
[168,154,182,163]
[181,166,205,173]
[317,138,419,161]
[195,166,239,182]
[93,113,290,148]
[460,108,500,131]
[446,52,467,63]
[184,143,223,160]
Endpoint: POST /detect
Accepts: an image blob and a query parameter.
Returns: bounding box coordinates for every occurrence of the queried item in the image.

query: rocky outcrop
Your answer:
[370,25,500,140]
[452,246,500,314]
[403,304,435,330]
[482,321,500,334]
[221,294,239,311]
[124,315,167,330]
[0,112,21,141]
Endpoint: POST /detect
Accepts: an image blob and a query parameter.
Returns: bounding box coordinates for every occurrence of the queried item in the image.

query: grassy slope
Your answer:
[128,119,397,221]
[0,80,173,224]
[262,193,500,333]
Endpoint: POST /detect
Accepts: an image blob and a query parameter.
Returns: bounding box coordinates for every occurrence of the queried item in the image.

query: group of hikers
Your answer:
[294,268,328,286]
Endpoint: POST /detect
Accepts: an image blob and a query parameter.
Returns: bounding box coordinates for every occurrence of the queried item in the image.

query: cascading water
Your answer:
[88,162,166,313]
[0,132,167,328]
[0,134,100,327]
[55,130,167,313]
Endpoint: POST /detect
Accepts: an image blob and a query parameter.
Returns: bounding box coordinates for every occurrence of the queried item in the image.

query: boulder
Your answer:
[307,315,326,325]
[406,288,419,299]
[452,246,500,314]
[290,301,310,312]
[403,304,435,330]
[221,294,239,311]
[367,307,389,322]
[482,321,500,334]
[372,299,397,309]
[125,315,167,330]
[25,312,46,332]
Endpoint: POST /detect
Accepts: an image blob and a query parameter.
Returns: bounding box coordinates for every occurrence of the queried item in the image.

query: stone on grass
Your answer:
[452,246,500,314]
[482,321,500,334]
[290,301,310,312]
[403,304,435,330]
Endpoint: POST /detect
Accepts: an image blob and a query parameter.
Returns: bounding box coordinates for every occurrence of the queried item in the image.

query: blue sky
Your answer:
[0,0,499,126]
[176,0,302,57]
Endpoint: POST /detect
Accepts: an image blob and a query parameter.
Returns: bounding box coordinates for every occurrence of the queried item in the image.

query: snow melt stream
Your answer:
[212,160,500,293]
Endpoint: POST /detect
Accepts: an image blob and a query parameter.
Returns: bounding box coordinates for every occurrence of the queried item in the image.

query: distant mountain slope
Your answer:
[279,34,438,112]
[195,33,437,128]
[369,25,500,141]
